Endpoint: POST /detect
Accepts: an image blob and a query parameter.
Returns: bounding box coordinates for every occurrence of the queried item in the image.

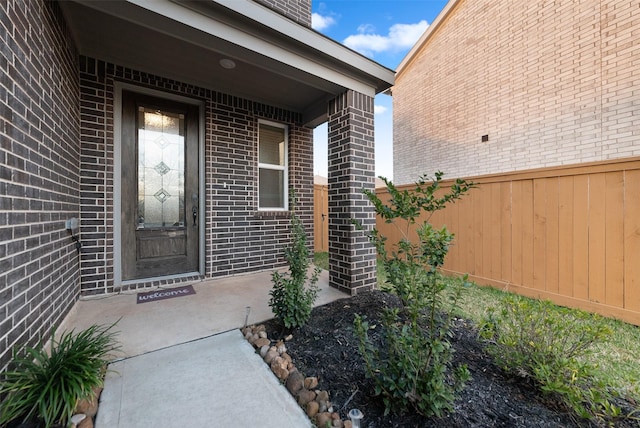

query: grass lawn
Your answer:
[455,276,640,401]
[314,252,640,403]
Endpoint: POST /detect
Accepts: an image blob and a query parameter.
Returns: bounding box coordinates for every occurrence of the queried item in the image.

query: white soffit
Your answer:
[124,0,394,97]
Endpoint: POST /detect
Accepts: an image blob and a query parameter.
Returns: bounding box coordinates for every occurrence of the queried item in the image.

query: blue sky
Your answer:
[311,0,449,180]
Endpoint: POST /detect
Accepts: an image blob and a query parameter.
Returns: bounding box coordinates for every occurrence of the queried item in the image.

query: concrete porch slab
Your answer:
[60,269,347,358]
[59,268,349,428]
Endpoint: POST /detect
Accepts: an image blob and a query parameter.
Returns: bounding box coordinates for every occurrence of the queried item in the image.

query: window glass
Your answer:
[258,122,287,210]
[259,169,284,208]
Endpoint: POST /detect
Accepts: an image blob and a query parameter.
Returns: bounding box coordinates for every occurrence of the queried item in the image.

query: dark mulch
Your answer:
[263,290,638,428]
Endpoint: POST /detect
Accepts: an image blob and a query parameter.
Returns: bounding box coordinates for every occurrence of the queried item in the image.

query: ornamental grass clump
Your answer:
[269,192,320,329]
[0,322,120,428]
[353,172,474,417]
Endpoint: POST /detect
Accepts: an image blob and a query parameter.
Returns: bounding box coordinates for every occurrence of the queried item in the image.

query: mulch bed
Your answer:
[262,290,638,428]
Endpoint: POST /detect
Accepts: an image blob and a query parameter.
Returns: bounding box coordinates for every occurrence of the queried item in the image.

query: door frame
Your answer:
[114,82,205,288]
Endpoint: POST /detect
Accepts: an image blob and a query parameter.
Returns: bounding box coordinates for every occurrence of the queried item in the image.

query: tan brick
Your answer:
[394,0,640,184]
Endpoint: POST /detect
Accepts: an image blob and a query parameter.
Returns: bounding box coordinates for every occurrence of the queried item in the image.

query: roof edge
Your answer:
[396,0,461,79]
[210,0,395,92]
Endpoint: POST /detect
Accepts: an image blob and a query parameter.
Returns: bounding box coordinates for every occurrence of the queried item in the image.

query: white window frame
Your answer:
[258,119,289,211]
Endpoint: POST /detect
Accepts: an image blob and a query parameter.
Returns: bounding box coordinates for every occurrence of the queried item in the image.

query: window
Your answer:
[258,121,288,210]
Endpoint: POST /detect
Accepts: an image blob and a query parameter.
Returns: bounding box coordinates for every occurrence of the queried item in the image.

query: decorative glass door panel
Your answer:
[137,107,185,229]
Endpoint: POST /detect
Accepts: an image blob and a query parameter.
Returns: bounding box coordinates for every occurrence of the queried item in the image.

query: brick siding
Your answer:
[252,0,312,26]
[327,90,377,294]
[78,58,314,294]
[394,0,640,184]
[0,1,80,373]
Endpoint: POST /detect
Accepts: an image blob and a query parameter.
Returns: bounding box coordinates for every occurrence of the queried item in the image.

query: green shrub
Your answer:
[480,296,620,421]
[269,194,320,329]
[353,172,474,417]
[0,323,119,428]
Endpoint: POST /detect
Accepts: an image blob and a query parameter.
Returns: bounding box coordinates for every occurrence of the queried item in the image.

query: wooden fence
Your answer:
[375,158,640,326]
[313,183,329,252]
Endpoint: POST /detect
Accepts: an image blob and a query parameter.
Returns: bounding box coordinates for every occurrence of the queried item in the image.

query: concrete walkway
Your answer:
[59,269,348,428]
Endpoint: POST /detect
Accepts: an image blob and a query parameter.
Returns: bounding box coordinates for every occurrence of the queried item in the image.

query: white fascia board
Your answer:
[213,0,394,81]
[126,0,391,96]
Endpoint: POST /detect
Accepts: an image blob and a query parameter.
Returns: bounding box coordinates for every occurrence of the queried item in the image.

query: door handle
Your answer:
[191,193,198,228]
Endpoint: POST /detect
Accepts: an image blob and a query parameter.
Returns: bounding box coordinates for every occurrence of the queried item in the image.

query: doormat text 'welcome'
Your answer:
[137,285,196,304]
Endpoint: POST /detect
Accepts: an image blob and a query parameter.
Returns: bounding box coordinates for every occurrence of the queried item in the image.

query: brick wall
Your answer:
[0,1,80,372]
[394,0,640,184]
[79,58,314,294]
[327,90,377,294]
[252,0,312,26]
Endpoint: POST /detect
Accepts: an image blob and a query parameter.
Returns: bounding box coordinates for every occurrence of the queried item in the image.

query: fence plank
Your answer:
[462,192,475,275]
[624,170,640,312]
[521,180,534,289]
[500,182,512,283]
[588,173,606,304]
[573,175,589,300]
[545,177,559,294]
[511,181,523,286]
[473,184,484,277]
[605,171,624,308]
[558,176,574,297]
[490,183,502,280]
[533,179,547,291]
[446,199,461,272]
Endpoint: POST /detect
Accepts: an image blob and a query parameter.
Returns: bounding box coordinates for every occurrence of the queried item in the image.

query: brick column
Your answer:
[327,90,377,294]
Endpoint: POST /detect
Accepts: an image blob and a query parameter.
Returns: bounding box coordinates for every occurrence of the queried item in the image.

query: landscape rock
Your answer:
[75,387,100,417]
[78,416,93,428]
[296,388,316,406]
[306,401,319,418]
[259,345,270,358]
[304,376,318,390]
[286,370,305,394]
[264,349,279,364]
[284,334,293,341]
[315,412,332,427]
[258,330,268,339]
[69,414,86,428]
[316,390,329,402]
[270,356,289,380]
[253,337,270,348]
[344,421,352,428]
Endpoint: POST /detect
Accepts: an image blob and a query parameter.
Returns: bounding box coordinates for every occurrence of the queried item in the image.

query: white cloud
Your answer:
[312,13,336,31]
[374,105,387,115]
[343,20,429,57]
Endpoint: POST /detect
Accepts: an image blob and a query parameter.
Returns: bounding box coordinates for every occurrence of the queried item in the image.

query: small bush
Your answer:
[480,296,620,422]
[269,194,320,329]
[353,172,474,416]
[0,323,119,428]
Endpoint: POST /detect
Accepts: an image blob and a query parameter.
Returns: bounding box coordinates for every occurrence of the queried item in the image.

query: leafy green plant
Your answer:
[269,192,320,329]
[353,172,474,416]
[0,323,120,428]
[480,295,622,422]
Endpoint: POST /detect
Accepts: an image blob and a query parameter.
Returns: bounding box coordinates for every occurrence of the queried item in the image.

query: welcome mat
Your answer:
[137,285,196,304]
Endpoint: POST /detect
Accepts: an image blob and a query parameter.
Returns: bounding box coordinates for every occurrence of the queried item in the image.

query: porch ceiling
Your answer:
[59,0,395,127]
